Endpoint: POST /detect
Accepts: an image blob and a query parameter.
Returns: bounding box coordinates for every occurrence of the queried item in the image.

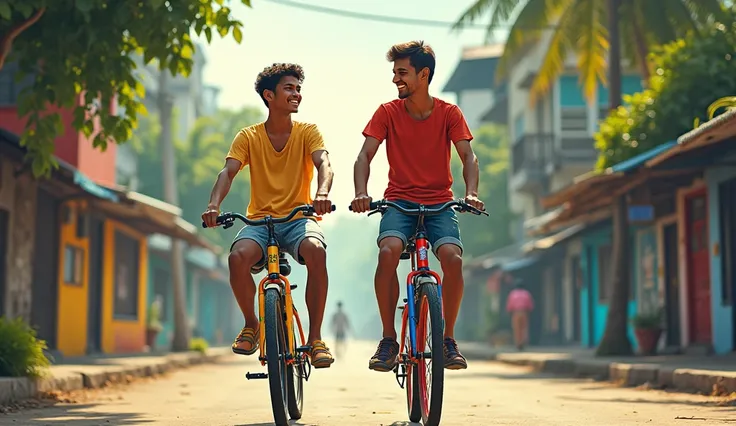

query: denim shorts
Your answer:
[377,199,463,256]
[231,217,327,274]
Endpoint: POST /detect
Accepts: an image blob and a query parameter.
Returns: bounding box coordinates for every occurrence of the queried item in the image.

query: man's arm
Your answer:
[202,158,241,227]
[311,150,334,215]
[351,137,381,212]
[454,140,485,211]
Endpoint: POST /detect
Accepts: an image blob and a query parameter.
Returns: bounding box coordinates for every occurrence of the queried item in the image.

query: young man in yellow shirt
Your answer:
[201,63,335,368]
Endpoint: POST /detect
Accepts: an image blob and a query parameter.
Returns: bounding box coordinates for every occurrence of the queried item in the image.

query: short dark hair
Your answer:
[386,40,436,84]
[254,63,305,107]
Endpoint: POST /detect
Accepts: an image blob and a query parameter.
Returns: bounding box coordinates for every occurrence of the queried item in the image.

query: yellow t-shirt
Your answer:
[226,121,326,220]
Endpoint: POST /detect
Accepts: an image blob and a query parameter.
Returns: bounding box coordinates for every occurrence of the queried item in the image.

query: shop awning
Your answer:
[91,188,219,253]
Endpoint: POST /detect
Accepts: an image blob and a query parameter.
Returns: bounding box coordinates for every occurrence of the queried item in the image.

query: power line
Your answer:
[260,0,554,30]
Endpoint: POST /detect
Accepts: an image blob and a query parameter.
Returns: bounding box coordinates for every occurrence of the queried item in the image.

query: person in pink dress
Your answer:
[505,279,534,350]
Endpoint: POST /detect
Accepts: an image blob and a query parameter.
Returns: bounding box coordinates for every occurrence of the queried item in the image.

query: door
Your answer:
[30,190,59,349]
[685,190,712,344]
[719,178,736,348]
[0,208,8,317]
[87,217,105,353]
[585,246,596,347]
[571,255,582,342]
[663,222,681,347]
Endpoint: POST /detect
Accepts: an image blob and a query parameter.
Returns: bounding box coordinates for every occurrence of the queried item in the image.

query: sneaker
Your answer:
[368,338,400,372]
[443,337,468,370]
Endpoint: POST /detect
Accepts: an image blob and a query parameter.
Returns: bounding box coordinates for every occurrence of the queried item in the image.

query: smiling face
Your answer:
[392,57,430,99]
[264,75,302,113]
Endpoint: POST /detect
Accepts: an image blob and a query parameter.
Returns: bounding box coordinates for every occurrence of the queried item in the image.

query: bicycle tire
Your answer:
[265,288,289,426]
[286,312,304,420]
[416,280,445,426]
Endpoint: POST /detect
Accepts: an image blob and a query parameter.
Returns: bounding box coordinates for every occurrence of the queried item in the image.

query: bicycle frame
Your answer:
[400,210,443,362]
[256,217,306,367]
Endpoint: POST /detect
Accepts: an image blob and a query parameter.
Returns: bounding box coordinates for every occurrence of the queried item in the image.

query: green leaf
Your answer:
[232,26,243,44]
[204,27,213,43]
[0,2,11,20]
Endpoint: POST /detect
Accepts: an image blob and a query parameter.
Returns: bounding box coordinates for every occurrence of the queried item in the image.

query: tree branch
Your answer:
[0,7,46,71]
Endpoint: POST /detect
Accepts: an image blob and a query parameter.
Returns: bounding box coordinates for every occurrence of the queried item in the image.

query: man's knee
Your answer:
[300,237,326,267]
[377,237,403,268]
[437,244,463,272]
[229,239,263,270]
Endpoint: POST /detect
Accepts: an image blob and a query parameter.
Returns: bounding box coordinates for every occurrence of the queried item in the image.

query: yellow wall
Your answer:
[101,220,148,354]
[56,201,90,357]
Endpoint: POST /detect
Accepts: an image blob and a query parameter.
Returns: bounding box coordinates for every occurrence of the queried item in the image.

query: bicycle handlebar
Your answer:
[202,204,336,229]
[348,199,489,217]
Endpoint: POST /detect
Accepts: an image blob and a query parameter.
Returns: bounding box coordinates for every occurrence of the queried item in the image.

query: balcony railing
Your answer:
[512,134,554,176]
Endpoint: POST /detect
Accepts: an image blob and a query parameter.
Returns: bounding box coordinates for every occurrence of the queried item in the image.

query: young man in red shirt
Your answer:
[351,40,485,372]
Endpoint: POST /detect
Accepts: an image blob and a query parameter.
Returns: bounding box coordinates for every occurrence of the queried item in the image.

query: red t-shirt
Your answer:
[362,97,473,204]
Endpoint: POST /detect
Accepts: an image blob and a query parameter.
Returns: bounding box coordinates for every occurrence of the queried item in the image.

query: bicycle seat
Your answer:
[278,252,291,277]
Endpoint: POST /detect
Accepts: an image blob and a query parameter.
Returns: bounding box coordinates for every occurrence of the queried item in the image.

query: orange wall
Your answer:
[101,220,148,354]
[0,96,117,186]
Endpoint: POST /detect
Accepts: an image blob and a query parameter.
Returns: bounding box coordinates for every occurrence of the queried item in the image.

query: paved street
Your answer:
[3,341,736,425]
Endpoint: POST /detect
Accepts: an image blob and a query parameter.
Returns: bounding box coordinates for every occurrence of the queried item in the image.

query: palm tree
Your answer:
[452,0,724,356]
[453,0,724,106]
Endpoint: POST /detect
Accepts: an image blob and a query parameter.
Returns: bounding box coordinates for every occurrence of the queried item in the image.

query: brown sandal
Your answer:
[232,326,259,355]
[309,340,335,369]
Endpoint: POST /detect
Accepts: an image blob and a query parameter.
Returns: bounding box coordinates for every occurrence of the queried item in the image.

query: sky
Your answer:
[194,0,505,222]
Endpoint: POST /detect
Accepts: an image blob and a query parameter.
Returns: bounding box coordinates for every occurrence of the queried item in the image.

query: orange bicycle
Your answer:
[202,204,334,426]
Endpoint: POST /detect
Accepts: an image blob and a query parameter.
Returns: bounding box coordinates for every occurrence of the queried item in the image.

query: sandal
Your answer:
[232,326,260,355]
[309,340,335,369]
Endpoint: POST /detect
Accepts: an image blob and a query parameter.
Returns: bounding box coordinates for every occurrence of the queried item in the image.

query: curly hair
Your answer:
[386,40,436,84]
[254,63,305,107]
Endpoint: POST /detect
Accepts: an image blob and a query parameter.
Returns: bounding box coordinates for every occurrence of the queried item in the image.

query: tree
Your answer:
[595,10,736,169]
[451,0,724,104]
[131,106,264,249]
[451,124,515,258]
[0,0,251,178]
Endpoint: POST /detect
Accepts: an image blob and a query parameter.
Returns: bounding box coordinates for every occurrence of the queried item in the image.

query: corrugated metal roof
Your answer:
[607,140,678,174]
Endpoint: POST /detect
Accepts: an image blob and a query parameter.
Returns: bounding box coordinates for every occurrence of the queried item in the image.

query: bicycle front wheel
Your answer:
[416,279,445,426]
[286,308,304,420]
[265,288,289,426]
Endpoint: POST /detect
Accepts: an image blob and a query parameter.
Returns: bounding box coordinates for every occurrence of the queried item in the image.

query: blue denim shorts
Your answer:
[377,199,463,256]
[231,217,326,274]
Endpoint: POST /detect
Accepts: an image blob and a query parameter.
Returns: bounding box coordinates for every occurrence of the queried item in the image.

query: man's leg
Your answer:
[427,208,468,370]
[369,204,414,372]
[228,226,268,355]
[282,218,334,368]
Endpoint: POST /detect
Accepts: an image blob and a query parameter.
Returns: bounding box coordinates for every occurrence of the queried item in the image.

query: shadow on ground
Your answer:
[1,403,152,425]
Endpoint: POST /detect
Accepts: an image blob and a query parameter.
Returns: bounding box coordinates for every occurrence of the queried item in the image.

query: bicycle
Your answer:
[202,203,335,426]
[350,198,487,426]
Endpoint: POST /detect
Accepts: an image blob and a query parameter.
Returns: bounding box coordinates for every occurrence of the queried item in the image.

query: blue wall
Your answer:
[598,76,644,107]
[705,153,736,354]
[558,74,643,109]
[580,224,639,348]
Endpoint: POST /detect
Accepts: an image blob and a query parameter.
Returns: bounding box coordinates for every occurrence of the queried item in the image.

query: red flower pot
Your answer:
[634,327,662,356]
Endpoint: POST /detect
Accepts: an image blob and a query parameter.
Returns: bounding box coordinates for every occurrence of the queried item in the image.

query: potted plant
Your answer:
[632,308,663,356]
[146,299,164,349]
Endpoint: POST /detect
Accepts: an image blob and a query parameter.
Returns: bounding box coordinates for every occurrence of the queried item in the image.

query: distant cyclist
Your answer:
[331,301,351,358]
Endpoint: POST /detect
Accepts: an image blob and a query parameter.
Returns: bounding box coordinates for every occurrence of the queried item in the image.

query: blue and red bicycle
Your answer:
[351,198,487,426]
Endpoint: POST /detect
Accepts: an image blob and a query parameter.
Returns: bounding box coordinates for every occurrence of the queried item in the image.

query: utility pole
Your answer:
[158,68,191,352]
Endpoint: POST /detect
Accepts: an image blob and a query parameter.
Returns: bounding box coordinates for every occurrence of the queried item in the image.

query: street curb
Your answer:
[487,354,736,396]
[0,348,232,405]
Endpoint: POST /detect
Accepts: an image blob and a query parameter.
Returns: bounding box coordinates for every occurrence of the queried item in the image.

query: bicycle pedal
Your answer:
[296,345,311,353]
[290,284,298,290]
[397,306,405,310]
[245,372,268,380]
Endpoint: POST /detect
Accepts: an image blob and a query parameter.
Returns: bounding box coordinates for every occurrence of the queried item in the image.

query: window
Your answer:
[114,230,140,319]
[0,61,35,106]
[63,244,84,286]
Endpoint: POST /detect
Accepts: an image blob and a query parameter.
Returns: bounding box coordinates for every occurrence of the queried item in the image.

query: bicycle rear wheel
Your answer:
[416,278,445,426]
[265,288,289,426]
[403,303,422,423]
[286,308,304,420]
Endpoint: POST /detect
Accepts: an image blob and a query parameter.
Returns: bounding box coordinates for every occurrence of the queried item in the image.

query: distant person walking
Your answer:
[506,279,534,350]
[331,301,351,359]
